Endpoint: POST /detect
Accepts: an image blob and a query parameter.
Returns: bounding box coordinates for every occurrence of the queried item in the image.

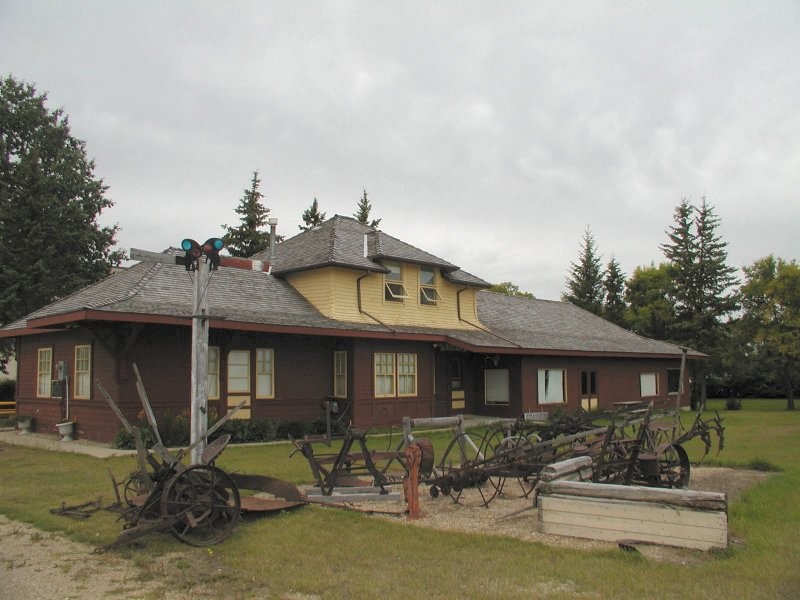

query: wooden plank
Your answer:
[536,494,728,550]
[538,521,724,551]
[541,495,728,530]
[539,481,727,511]
[540,456,593,482]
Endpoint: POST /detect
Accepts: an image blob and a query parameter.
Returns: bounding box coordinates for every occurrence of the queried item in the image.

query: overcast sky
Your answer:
[2,1,798,300]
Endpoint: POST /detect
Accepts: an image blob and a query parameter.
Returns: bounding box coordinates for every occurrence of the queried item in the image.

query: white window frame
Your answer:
[37,348,52,398]
[207,346,220,400]
[538,368,567,404]
[333,350,347,398]
[73,345,92,399]
[227,350,251,394]
[256,348,275,399]
[485,368,510,405]
[640,372,658,397]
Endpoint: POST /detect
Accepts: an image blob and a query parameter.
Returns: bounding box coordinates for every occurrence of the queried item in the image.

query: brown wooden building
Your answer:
[0,216,701,442]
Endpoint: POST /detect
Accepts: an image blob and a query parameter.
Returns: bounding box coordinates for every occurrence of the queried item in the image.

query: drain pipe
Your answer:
[357,271,396,332]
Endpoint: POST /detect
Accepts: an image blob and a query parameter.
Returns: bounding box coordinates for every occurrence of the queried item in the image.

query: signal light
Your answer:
[180,238,201,271]
[202,238,224,270]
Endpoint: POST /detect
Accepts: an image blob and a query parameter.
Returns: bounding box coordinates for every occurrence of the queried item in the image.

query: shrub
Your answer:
[725,397,744,410]
[112,425,156,450]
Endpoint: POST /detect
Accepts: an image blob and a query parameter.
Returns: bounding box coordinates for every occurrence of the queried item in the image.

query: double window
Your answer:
[419,266,442,306]
[538,368,566,404]
[384,261,408,302]
[374,352,417,397]
[222,348,275,399]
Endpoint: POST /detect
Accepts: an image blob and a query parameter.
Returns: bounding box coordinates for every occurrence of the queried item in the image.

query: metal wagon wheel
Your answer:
[430,431,494,507]
[480,430,541,501]
[161,465,241,546]
[654,443,691,488]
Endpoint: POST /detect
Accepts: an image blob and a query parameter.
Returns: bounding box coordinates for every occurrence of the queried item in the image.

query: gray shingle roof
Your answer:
[252,215,490,287]
[1,216,694,359]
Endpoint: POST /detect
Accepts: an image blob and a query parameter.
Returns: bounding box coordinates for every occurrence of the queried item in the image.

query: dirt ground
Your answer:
[0,467,770,600]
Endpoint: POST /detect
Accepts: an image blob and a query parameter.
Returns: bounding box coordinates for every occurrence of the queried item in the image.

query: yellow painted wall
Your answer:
[285,265,483,329]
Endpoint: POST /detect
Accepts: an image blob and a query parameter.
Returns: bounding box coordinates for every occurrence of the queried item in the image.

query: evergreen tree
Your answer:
[222,171,279,257]
[299,197,326,231]
[353,188,381,228]
[563,227,604,315]
[660,197,739,408]
[603,256,627,326]
[0,76,123,372]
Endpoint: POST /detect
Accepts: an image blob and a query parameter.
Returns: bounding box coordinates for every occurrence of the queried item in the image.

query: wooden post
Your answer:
[190,259,210,465]
[403,443,422,520]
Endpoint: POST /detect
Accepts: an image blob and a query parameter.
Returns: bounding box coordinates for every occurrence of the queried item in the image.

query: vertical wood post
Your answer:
[190,259,210,465]
[403,443,422,520]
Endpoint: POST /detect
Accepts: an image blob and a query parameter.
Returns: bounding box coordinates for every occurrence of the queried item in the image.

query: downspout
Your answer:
[456,287,522,348]
[357,271,396,333]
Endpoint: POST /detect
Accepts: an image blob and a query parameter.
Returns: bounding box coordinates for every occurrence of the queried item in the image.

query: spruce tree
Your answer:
[660,196,739,408]
[603,256,627,326]
[563,227,604,315]
[221,171,278,257]
[299,197,326,231]
[353,188,381,228]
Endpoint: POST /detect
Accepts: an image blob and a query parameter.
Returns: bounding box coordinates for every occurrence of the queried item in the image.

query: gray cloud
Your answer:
[2,1,798,300]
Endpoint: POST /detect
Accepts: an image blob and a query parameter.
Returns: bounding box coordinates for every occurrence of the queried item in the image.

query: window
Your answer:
[333,351,347,398]
[374,352,418,397]
[37,348,52,398]
[384,261,408,302]
[640,373,658,397]
[228,350,250,393]
[374,353,395,396]
[485,369,510,405]
[256,348,274,398]
[397,353,417,396]
[538,369,566,404]
[419,266,442,306]
[667,369,681,395]
[580,371,597,396]
[74,345,92,399]
[207,346,220,400]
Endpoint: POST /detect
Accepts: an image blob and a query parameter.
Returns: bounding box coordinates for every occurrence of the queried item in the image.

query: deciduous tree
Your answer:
[740,255,800,410]
[489,281,534,298]
[624,263,676,340]
[0,76,123,370]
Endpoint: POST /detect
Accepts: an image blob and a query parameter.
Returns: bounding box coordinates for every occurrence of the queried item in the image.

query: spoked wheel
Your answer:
[480,430,542,501]
[655,443,691,488]
[431,431,495,507]
[161,465,241,546]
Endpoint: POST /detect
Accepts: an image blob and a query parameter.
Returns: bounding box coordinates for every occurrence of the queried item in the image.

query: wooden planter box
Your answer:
[535,480,727,551]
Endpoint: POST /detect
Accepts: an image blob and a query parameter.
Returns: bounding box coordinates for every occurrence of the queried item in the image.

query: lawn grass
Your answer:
[1,400,798,599]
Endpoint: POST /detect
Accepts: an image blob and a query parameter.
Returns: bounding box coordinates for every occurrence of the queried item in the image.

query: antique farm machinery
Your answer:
[96,365,304,549]
[424,401,725,508]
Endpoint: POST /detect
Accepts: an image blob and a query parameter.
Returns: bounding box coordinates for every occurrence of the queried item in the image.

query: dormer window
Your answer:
[384,261,408,302]
[419,265,442,306]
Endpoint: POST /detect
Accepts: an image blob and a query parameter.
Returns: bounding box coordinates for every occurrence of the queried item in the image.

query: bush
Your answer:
[725,397,744,411]
[112,425,156,450]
